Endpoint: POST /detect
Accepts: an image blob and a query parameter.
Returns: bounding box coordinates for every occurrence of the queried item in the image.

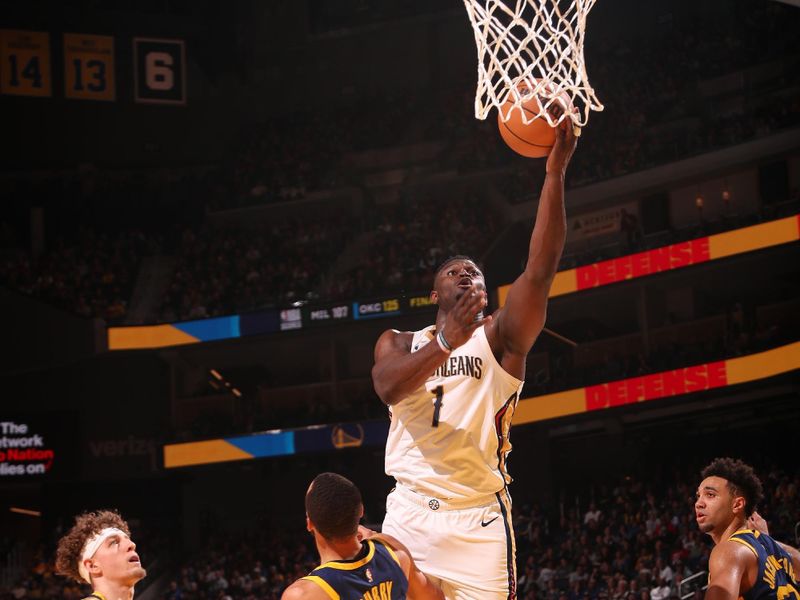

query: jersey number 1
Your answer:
[431,385,443,427]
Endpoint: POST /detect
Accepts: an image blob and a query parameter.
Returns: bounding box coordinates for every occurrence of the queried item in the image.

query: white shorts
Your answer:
[381,484,517,600]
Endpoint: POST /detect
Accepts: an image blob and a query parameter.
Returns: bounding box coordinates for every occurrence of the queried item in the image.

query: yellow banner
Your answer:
[64,33,115,101]
[0,30,51,97]
[108,324,198,350]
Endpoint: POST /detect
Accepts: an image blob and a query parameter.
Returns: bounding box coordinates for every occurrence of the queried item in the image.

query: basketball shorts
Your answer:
[381,483,516,600]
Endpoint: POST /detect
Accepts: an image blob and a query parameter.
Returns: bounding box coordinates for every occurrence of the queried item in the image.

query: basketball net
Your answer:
[463,0,604,128]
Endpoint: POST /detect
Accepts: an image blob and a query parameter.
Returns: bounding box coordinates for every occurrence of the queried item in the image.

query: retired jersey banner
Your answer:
[0,30,51,97]
[133,37,186,104]
[64,33,115,101]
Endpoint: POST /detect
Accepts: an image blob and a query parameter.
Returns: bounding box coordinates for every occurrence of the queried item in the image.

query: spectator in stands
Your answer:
[650,577,670,600]
[585,502,603,527]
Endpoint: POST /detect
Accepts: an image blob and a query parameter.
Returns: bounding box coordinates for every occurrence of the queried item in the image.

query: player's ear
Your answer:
[358,504,365,519]
[306,515,313,533]
[732,495,745,516]
[86,558,101,578]
[430,290,438,304]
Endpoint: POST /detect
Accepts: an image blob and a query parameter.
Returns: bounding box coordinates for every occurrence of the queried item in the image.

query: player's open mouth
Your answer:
[458,278,472,288]
[129,555,140,563]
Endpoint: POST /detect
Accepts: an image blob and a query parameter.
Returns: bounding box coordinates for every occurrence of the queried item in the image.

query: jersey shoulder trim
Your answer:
[731,528,760,538]
[301,575,340,600]
[728,530,759,559]
[374,539,402,568]
[316,540,376,571]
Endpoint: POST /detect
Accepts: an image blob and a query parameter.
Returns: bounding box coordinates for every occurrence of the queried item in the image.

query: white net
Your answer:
[463,0,604,127]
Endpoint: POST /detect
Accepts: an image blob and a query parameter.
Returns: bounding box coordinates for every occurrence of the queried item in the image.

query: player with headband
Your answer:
[55,510,146,600]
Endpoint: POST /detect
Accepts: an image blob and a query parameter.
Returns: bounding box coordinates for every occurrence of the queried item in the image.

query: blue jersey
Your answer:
[728,529,799,600]
[302,539,409,600]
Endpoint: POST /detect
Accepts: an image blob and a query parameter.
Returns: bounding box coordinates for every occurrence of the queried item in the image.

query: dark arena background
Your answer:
[1,0,799,598]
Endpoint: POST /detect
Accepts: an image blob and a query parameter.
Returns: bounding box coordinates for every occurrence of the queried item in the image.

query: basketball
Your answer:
[497,80,570,158]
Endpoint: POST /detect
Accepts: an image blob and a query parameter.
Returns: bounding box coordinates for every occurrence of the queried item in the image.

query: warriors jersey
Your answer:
[385,324,524,501]
[728,529,799,600]
[302,539,408,600]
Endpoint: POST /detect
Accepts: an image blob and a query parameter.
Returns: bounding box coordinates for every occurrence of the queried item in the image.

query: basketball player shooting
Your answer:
[371,116,577,599]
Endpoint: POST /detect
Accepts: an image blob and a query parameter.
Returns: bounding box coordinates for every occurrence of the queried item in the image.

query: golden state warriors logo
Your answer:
[365,568,374,583]
[331,424,364,449]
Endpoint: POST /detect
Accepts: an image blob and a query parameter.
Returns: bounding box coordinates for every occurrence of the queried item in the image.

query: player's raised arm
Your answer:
[746,511,800,573]
[486,119,577,371]
[776,541,800,576]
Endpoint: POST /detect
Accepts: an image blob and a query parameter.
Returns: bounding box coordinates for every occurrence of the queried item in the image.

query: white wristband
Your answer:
[436,330,452,353]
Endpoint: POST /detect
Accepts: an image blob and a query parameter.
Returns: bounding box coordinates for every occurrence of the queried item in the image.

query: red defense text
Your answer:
[576,238,711,289]
[585,361,727,411]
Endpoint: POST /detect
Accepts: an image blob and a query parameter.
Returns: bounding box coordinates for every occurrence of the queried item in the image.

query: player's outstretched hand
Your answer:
[357,524,376,541]
[546,112,578,178]
[747,511,769,535]
[441,285,490,350]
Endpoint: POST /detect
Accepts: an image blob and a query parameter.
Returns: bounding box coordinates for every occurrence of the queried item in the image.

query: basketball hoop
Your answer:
[463,0,604,128]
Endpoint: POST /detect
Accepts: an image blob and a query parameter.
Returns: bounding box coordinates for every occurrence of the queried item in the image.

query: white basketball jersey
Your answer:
[384,325,524,501]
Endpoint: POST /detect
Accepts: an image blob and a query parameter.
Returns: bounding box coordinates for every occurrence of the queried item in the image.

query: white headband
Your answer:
[77,527,128,584]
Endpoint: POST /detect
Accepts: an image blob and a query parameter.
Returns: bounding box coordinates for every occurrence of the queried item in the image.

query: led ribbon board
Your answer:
[513,341,800,425]
[109,215,799,350]
[164,421,389,469]
[498,215,800,304]
[163,342,799,468]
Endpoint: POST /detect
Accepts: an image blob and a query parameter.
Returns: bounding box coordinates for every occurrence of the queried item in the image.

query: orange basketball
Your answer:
[497,80,570,158]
